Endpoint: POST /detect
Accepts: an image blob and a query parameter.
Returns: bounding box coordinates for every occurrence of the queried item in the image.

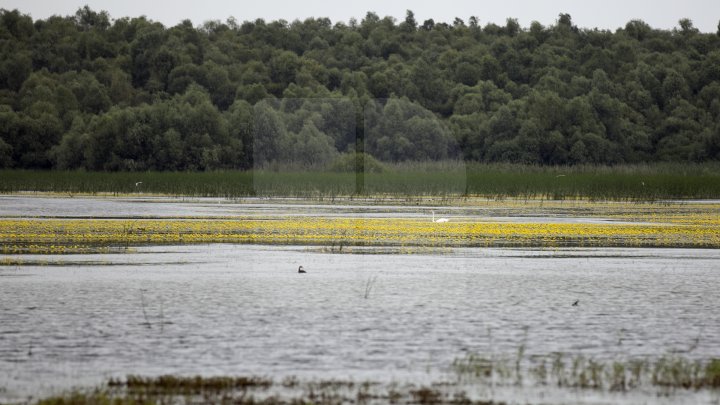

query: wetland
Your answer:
[1,195,719,404]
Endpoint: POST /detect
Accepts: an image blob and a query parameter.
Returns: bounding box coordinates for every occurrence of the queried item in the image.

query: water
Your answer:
[2,244,720,403]
[0,195,658,223]
[1,196,720,404]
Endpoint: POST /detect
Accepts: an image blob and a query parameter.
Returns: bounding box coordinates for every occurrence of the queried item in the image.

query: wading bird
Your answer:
[298,266,306,273]
[432,211,449,223]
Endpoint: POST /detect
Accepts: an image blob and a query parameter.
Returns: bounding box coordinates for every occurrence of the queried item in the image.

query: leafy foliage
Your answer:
[1,8,719,170]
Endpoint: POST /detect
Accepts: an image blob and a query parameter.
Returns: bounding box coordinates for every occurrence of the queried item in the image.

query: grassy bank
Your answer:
[2,163,720,199]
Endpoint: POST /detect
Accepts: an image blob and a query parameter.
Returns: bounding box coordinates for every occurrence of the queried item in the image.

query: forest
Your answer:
[1,7,720,171]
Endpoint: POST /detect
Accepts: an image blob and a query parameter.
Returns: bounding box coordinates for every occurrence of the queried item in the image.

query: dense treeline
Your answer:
[1,7,720,170]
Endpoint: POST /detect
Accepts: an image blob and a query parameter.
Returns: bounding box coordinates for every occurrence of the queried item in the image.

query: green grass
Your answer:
[463,171,720,200]
[32,358,720,405]
[453,352,720,391]
[2,163,720,200]
[36,375,491,405]
[0,170,256,197]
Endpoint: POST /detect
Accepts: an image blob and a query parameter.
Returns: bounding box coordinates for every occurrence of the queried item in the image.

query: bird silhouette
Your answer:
[298,266,306,273]
[572,299,579,306]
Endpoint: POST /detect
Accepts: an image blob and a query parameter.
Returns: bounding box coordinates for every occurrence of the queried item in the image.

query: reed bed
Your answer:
[34,353,720,405]
[2,163,720,200]
[453,352,720,391]
[37,375,485,405]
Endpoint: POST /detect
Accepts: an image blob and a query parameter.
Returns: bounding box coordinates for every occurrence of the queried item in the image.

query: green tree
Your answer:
[1,8,720,168]
[252,101,286,167]
[50,116,89,169]
[0,51,32,91]
[366,98,456,161]
[280,122,338,167]
[401,10,417,33]
[0,136,12,168]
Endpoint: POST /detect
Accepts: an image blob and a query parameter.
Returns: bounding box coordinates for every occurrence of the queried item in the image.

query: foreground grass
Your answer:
[33,354,720,405]
[1,200,719,254]
[37,375,495,405]
[2,163,720,199]
[454,353,720,392]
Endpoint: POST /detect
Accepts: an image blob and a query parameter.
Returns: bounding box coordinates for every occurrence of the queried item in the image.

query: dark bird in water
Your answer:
[298,266,306,273]
[572,300,579,306]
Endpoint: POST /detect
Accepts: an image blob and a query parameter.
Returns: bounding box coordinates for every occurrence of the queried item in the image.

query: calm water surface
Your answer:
[1,196,720,404]
[2,244,720,404]
[0,195,654,223]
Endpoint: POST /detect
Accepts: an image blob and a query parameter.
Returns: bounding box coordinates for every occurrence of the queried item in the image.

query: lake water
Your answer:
[1,196,720,404]
[3,245,720,403]
[0,195,663,223]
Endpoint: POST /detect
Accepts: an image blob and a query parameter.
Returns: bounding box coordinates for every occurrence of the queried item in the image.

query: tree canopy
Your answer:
[1,8,719,170]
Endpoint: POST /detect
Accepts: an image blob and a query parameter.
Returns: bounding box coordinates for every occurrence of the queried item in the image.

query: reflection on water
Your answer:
[1,244,720,404]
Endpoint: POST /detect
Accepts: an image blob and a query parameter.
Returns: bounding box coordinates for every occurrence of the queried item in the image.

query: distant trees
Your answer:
[51,85,242,170]
[1,8,720,170]
[365,97,457,161]
[253,98,353,168]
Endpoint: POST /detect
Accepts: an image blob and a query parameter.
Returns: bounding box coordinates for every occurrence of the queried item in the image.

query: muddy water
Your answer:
[2,244,720,404]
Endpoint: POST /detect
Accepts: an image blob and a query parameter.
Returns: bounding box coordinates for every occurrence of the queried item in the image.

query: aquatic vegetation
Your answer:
[116,375,273,391]
[363,275,378,299]
[0,200,717,254]
[2,163,720,199]
[34,357,720,405]
[0,244,122,255]
[1,205,718,254]
[453,352,720,391]
[37,375,494,405]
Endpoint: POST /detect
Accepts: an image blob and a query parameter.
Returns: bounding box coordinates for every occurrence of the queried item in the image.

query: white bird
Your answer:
[432,211,449,223]
[135,182,143,187]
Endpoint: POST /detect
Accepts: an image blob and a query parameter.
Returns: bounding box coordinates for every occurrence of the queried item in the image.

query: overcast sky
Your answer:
[3,0,720,33]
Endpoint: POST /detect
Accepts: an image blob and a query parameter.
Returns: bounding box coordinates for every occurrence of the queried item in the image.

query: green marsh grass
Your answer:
[35,358,720,405]
[2,162,720,199]
[37,375,487,405]
[453,352,720,391]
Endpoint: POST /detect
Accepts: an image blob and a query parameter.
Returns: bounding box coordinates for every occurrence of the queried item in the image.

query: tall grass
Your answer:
[2,162,719,200]
[0,170,255,197]
[454,352,720,391]
[464,171,720,200]
[34,358,720,405]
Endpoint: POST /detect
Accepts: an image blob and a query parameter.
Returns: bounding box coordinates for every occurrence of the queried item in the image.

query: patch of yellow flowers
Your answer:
[1,213,718,254]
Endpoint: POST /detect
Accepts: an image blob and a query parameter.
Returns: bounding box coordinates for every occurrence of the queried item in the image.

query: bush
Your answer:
[329,152,385,173]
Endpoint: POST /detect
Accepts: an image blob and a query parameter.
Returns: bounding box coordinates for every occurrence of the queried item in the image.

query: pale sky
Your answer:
[2,0,720,33]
